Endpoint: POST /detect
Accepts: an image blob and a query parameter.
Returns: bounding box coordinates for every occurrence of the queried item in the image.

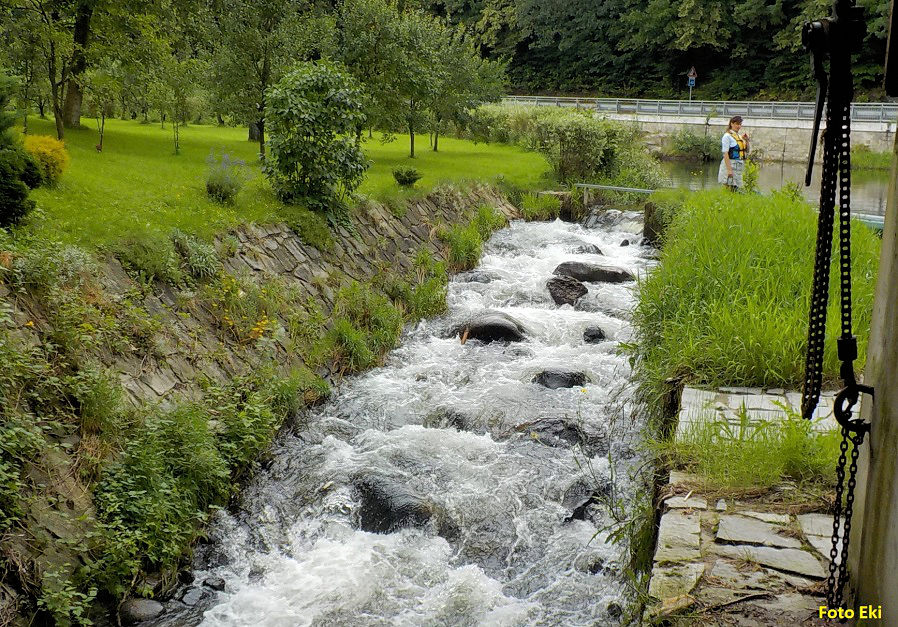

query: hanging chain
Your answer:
[800,3,873,611]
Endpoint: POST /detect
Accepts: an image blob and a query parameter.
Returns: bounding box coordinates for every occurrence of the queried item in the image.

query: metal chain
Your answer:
[801,102,839,420]
[837,105,853,339]
[827,428,865,610]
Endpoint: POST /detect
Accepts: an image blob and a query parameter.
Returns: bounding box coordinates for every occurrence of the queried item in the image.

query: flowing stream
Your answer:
[162,212,655,626]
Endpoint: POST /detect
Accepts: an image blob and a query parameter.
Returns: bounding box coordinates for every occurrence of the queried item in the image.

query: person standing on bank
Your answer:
[718,115,750,190]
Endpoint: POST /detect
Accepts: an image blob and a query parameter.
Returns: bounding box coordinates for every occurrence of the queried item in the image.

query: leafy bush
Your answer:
[116,232,184,285]
[520,193,562,221]
[265,62,368,214]
[743,159,760,193]
[629,189,880,420]
[23,134,69,184]
[666,128,719,161]
[172,229,221,280]
[392,166,423,187]
[0,150,36,227]
[205,151,247,204]
[18,150,44,189]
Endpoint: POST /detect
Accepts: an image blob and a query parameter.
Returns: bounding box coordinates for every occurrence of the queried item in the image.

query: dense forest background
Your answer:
[424,0,892,100]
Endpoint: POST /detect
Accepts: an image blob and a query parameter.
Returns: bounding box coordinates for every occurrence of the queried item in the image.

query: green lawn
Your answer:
[18,117,549,247]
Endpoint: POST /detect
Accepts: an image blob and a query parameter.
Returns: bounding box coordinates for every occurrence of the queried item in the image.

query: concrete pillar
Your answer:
[851,131,898,624]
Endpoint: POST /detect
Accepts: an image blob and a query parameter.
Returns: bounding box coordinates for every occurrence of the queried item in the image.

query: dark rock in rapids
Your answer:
[532,370,588,389]
[424,407,474,431]
[583,326,607,343]
[120,598,164,625]
[451,310,527,343]
[458,270,499,284]
[353,476,439,534]
[203,576,226,592]
[572,244,604,255]
[620,238,630,247]
[553,261,635,284]
[547,275,588,306]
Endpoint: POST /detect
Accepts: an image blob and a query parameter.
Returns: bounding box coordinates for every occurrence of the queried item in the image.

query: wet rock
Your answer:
[620,239,630,247]
[546,275,588,306]
[203,576,226,592]
[120,598,164,625]
[458,270,499,283]
[553,261,634,284]
[353,476,437,534]
[178,570,195,585]
[451,310,526,343]
[532,370,588,389]
[530,418,586,447]
[583,326,607,343]
[572,244,603,255]
[424,407,473,431]
[180,587,205,607]
[607,602,623,618]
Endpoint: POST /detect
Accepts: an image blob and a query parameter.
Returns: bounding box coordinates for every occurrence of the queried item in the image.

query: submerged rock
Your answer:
[620,239,630,247]
[583,326,607,343]
[203,576,226,592]
[458,270,499,284]
[120,598,164,625]
[423,407,474,431]
[353,476,437,534]
[451,310,527,343]
[572,244,604,255]
[547,275,588,306]
[553,261,634,284]
[532,370,588,389]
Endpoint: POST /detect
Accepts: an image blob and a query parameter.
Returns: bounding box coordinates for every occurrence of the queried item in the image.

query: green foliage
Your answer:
[629,189,880,422]
[171,230,221,281]
[0,74,36,226]
[278,205,335,250]
[381,248,449,322]
[205,151,247,204]
[464,105,663,189]
[317,282,403,373]
[115,233,184,286]
[851,144,892,170]
[64,366,125,437]
[23,134,69,184]
[743,159,760,193]
[201,273,291,343]
[392,166,422,187]
[665,128,719,162]
[654,408,843,491]
[265,61,368,213]
[439,204,506,271]
[520,193,561,221]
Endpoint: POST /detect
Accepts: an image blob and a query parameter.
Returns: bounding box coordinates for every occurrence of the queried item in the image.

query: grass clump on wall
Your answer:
[629,188,880,416]
[520,192,561,221]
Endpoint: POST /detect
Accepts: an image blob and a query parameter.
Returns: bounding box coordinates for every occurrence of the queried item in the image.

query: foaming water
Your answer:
[171,213,654,626]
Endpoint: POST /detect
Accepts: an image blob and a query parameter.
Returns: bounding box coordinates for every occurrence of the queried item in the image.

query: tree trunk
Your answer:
[217,113,224,126]
[48,41,65,140]
[410,125,415,158]
[249,121,261,141]
[62,3,93,129]
[433,130,439,152]
[257,119,265,157]
[37,97,46,118]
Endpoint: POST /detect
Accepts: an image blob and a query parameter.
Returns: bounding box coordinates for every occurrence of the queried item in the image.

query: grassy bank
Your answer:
[18,117,548,248]
[631,188,881,415]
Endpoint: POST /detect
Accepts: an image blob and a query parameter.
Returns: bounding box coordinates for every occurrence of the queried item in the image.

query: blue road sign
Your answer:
[687,77,696,87]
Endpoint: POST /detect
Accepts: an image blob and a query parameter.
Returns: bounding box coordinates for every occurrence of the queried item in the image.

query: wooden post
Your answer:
[850,130,898,624]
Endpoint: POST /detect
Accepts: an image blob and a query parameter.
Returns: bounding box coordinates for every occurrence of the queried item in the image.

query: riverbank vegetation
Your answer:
[631,188,880,415]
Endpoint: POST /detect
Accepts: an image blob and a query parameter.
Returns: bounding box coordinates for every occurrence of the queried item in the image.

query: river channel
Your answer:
[155,211,655,626]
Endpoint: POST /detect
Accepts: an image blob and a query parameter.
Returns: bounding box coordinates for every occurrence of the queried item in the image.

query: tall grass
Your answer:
[630,188,881,417]
[851,145,892,170]
[654,408,843,491]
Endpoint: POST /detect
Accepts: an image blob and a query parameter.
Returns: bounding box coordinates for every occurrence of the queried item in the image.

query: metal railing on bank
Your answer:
[503,95,898,123]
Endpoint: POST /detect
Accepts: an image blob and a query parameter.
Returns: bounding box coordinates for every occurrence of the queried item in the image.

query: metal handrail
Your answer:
[503,95,898,122]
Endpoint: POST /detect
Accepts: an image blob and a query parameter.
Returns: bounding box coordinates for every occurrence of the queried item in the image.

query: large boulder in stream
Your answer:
[120,598,164,625]
[583,326,607,343]
[547,275,588,306]
[553,261,634,284]
[532,369,588,389]
[353,476,456,538]
[451,310,527,344]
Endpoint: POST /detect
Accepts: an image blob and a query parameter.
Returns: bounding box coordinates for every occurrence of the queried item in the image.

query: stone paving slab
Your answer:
[708,543,826,579]
[716,514,802,549]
